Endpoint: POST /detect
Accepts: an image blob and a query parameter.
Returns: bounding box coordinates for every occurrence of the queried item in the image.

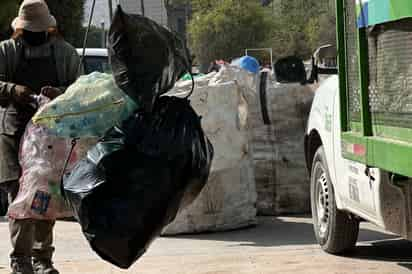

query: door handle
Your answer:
[365,167,375,181]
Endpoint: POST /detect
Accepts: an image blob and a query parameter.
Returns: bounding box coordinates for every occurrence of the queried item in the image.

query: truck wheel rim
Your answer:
[316,171,330,238]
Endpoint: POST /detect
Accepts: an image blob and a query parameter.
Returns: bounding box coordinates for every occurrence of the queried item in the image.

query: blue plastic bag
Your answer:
[231,56,260,74]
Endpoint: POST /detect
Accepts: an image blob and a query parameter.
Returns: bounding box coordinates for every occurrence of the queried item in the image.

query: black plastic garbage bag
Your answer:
[109,6,192,112]
[63,96,213,269]
[274,56,307,84]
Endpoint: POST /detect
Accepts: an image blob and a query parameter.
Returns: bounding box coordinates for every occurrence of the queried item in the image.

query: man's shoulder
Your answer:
[52,38,78,56]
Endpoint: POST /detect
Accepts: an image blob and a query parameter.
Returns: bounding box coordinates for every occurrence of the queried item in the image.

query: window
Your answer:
[83,56,111,74]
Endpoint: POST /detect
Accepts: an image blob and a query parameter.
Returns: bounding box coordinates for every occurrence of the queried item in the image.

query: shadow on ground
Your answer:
[346,238,412,272]
[398,263,412,271]
[346,238,412,269]
[167,217,396,248]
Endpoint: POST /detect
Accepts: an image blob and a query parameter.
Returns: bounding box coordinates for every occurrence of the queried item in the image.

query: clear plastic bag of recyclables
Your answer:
[63,96,213,269]
[109,6,191,112]
[32,72,137,138]
[8,110,97,220]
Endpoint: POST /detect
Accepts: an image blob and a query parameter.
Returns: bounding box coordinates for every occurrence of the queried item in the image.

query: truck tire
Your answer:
[310,146,359,254]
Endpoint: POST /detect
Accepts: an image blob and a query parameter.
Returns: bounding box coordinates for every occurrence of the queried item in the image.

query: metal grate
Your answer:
[368,19,412,128]
[344,0,412,130]
[345,0,361,127]
[368,33,379,112]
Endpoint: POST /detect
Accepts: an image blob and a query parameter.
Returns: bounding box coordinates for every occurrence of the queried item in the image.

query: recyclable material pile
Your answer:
[163,66,258,235]
[247,71,314,215]
[32,72,137,138]
[64,96,212,268]
[10,5,213,270]
[8,97,98,220]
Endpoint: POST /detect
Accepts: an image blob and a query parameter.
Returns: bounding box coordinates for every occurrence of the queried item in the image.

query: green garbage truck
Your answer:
[304,0,412,254]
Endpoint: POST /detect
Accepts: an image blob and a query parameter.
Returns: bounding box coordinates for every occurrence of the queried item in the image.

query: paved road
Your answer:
[0,216,411,274]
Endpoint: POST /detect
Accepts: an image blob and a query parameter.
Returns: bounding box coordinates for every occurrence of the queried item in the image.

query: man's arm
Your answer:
[43,42,81,99]
[58,44,81,92]
[0,41,37,104]
[0,45,16,104]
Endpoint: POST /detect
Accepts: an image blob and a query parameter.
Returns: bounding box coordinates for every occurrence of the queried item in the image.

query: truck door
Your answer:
[333,87,377,218]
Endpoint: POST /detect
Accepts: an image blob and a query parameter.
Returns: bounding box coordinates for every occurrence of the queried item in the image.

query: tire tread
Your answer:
[311,146,359,254]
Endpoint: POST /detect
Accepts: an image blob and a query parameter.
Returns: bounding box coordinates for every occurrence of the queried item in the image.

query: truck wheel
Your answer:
[310,146,359,254]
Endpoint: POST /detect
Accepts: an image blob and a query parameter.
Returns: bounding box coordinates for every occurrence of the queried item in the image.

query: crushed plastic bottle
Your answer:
[8,96,98,220]
[32,72,138,138]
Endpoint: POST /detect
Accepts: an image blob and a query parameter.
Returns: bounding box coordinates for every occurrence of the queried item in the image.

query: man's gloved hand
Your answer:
[41,86,62,100]
[12,85,36,105]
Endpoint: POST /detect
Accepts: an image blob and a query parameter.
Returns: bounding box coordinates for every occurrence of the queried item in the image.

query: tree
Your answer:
[0,0,19,41]
[265,0,336,60]
[45,0,85,45]
[0,0,85,45]
[78,26,105,48]
[305,0,336,50]
[188,0,271,71]
[164,0,189,14]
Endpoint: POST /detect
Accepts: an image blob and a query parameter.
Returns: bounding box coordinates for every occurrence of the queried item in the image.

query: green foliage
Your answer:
[164,0,190,10]
[266,0,336,60]
[191,0,220,12]
[45,0,85,45]
[188,0,271,70]
[306,1,336,49]
[76,26,106,48]
[0,0,19,40]
[0,0,85,44]
[186,0,336,68]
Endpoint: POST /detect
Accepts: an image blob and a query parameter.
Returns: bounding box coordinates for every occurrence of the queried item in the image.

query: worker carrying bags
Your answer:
[62,6,213,269]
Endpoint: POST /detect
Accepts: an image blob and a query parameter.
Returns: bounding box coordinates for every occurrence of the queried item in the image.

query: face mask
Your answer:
[22,30,48,47]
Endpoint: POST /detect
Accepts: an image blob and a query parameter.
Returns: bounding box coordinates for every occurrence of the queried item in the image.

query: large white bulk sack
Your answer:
[246,73,315,215]
[163,67,257,234]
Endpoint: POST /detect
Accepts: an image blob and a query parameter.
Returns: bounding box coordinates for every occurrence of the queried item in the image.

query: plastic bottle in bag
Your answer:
[32,72,137,138]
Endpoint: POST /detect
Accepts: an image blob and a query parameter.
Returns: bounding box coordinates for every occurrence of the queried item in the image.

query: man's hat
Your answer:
[11,0,56,32]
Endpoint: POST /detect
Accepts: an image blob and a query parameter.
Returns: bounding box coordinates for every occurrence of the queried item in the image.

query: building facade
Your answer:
[84,0,112,29]
[84,0,169,28]
[119,0,168,26]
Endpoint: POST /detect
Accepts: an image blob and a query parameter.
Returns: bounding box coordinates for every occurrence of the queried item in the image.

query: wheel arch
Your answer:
[305,129,323,176]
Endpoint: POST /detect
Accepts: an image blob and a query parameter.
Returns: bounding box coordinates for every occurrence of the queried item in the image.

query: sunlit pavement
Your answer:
[0,216,411,274]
